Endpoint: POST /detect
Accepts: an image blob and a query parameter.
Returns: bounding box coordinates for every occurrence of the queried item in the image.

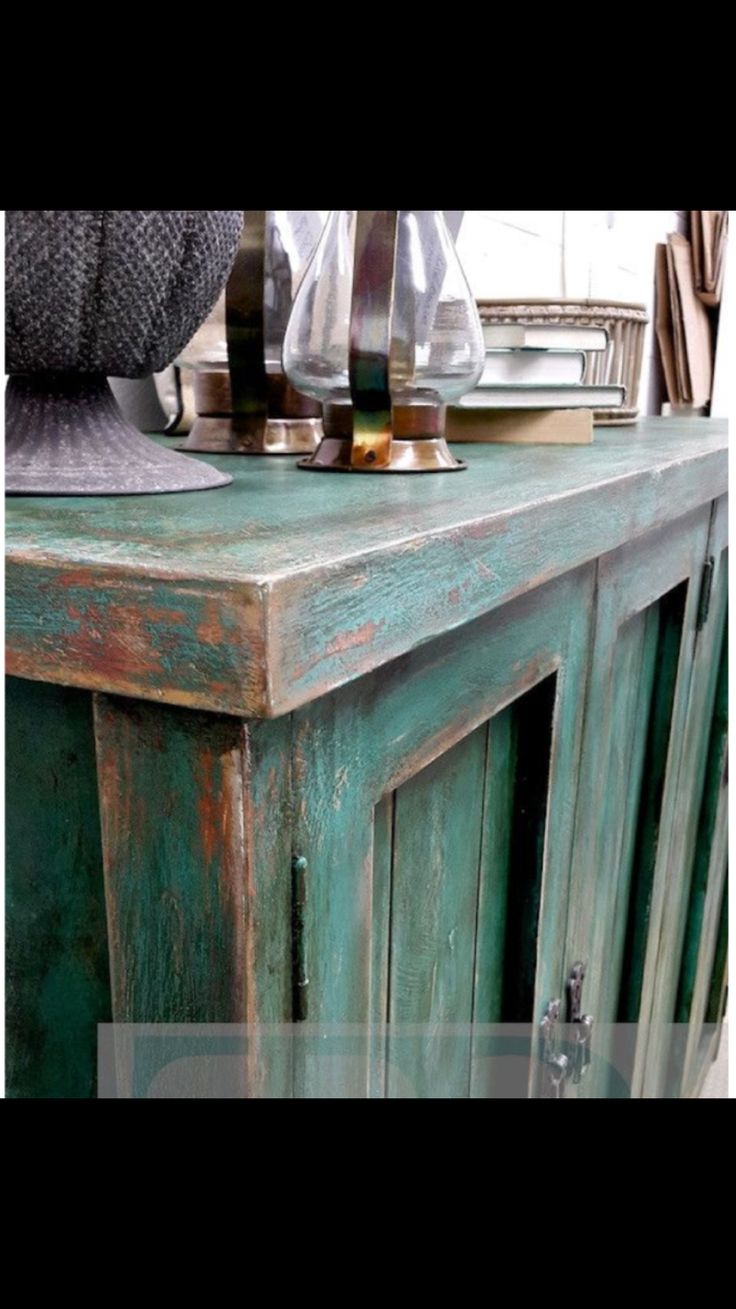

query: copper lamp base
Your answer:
[178,366,322,456]
[298,436,465,473]
[297,400,466,474]
[180,415,322,456]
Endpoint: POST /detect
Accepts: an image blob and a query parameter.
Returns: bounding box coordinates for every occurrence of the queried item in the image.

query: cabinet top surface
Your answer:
[6,418,728,718]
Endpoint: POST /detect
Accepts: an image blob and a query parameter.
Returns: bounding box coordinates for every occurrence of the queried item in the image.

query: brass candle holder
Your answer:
[179,211,324,457]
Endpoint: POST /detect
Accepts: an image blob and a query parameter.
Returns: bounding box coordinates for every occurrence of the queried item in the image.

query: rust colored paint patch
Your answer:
[7,423,725,723]
[215,741,248,1034]
[62,602,169,680]
[3,647,259,718]
[196,599,230,646]
[475,561,496,580]
[207,681,234,697]
[195,751,220,868]
[290,620,382,686]
[46,566,107,591]
[510,653,559,691]
[257,764,284,822]
[325,620,381,658]
[464,521,499,541]
[93,695,253,1030]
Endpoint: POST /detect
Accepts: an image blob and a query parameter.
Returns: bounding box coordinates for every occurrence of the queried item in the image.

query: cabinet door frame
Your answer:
[291,564,595,1098]
[679,765,728,1098]
[641,494,728,1097]
[562,503,713,1098]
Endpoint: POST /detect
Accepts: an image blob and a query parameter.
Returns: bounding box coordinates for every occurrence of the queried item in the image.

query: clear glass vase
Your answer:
[283,210,483,472]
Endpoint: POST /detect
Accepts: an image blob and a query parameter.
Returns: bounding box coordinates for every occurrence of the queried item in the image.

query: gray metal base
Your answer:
[5,374,232,496]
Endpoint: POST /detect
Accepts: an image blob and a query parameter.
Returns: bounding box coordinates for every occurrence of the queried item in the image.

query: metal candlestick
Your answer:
[180,211,323,456]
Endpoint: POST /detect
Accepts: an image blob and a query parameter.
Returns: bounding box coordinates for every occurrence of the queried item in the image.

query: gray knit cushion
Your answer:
[5,210,242,377]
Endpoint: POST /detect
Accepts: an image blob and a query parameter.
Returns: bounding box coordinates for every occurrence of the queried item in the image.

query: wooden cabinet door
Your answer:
[562,503,715,1098]
[644,494,728,1097]
[291,565,594,1098]
[670,625,727,1097]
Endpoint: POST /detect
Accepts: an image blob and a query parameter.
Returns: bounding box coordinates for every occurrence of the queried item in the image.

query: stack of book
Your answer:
[448,321,625,444]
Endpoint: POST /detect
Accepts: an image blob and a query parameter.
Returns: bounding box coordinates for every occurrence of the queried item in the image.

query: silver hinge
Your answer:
[696,557,715,632]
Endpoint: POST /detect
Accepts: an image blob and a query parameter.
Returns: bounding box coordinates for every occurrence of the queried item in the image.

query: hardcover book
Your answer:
[482,323,609,351]
[479,349,585,385]
[458,383,625,410]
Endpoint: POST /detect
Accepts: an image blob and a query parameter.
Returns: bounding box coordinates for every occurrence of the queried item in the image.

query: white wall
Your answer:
[455,211,688,414]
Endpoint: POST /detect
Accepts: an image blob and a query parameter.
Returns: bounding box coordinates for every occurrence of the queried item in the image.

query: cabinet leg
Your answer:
[93,695,293,1098]
[6,676,111,1098]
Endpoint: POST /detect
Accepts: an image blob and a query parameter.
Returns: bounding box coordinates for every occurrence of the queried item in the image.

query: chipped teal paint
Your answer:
[640,499,729,1097]
[5,676,112,1098]
[4,422,727,1098]
[676,605,728,1024]
[386,725,489,1099]
[92,695,293,1098]
[5,420,727,718]
[6,561,266,716]
[291,566,595,1098]
[562,507,714,1098]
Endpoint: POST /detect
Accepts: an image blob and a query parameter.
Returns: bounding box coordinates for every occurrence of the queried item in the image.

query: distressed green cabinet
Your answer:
[563,499,727,1098]
[5,419,728,1098]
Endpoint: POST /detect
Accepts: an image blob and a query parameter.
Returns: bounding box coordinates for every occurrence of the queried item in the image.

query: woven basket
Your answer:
[477,299,649,424]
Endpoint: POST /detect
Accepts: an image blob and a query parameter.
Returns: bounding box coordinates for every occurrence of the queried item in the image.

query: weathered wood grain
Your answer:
[706,880,729,1028]
[5,423,726,1102]
[562,504,712,1097]
[386,727,487,1099]
[594,608,658,1087]
[7,563,267,717]
[369,794,393,1098]
[618,589,686,1022]
[675,625,728,1027]
[5,420,727,718]
[5,676,111,1097]
[470,705,516,1098]
[291,565,594,1097]
[470,680,560,1098]
[640,497,728,1096]
[679,782,728,1097]
[93,695,292,1098]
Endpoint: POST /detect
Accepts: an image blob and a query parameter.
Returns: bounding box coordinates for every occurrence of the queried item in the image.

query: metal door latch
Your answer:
[567,962,594,1083]
[540,964,595,1096]
[540,998,568,1098]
